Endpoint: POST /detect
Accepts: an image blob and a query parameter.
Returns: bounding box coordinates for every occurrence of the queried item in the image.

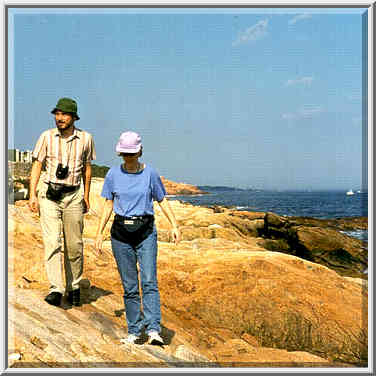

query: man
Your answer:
[28,97,96,307]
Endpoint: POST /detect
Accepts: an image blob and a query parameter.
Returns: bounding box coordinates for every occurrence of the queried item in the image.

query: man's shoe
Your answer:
[67,289,81,306]
[148,331,164,345]
[44,292,62,307]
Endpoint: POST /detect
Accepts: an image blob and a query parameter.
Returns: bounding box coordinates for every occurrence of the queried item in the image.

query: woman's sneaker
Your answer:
[148,331,164,345]
[120,334,140,344]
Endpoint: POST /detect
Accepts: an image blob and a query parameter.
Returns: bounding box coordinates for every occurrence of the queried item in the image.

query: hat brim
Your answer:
[116,145,142,154]
[51,108,80,120]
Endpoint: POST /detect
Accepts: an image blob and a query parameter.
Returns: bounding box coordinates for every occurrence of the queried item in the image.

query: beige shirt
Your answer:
[32,127,96,186]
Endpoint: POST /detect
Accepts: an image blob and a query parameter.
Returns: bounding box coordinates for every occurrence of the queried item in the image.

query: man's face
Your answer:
[54,110,74,130]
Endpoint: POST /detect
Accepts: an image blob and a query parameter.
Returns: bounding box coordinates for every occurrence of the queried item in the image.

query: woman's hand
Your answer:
[157,198,180,245]
[171,227,181,245]
[94,234,104,256]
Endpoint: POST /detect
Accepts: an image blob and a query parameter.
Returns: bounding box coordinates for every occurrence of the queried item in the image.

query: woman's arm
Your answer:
[95,198,114,254]
[157,197,181,244]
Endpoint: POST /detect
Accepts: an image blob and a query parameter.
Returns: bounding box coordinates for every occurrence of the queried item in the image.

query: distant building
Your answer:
[8,149,32,163]
[21,150,32,163]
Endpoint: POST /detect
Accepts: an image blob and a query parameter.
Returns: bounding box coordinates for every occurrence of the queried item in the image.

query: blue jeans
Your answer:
[111,228,161,336]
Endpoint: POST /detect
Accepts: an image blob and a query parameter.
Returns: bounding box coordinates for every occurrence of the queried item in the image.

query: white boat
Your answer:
[346,189,355,196]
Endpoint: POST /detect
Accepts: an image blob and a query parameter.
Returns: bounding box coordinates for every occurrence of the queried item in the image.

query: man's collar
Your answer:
[53,126,80,139]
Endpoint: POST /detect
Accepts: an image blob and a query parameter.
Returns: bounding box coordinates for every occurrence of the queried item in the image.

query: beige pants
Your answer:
[38,183,84,294]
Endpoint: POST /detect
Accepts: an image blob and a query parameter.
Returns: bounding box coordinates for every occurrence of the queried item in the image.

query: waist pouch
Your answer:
[111,214,154,246]
[46,182,79,202]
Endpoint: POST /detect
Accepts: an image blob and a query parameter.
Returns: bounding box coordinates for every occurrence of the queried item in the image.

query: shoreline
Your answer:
[169,197,368,223]
[169,190,368,222]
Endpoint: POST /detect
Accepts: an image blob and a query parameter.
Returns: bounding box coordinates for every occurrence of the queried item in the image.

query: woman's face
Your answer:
[121,150,141,162]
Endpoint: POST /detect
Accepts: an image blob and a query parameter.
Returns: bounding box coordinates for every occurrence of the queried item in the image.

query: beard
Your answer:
[56,120,74,131]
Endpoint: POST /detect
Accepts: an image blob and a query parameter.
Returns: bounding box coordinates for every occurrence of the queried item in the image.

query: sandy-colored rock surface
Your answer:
[7,179,367,369]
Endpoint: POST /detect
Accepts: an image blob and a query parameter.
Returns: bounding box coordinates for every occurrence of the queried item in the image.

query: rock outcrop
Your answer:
[261,212,367,278]
[7,178,367,368]
[161,177,207,196]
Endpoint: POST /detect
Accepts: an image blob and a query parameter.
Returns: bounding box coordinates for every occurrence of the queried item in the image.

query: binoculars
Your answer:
[56,163,69,179]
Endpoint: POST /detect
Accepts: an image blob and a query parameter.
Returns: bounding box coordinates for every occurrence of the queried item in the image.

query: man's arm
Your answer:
[82,161,92,214]
[28,160,43,213]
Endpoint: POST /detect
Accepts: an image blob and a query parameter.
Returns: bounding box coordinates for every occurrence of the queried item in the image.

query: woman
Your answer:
[95,131,180,345]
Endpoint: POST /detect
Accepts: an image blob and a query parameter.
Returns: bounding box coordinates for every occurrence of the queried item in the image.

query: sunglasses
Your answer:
[121,152,139,157]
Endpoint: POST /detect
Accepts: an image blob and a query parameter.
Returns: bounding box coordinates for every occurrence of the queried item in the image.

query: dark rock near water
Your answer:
[261,213,367,279]
[288,216,368,231]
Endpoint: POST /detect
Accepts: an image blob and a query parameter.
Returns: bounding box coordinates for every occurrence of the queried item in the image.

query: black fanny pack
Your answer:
[111,214,154,246]
[46,182,79,202]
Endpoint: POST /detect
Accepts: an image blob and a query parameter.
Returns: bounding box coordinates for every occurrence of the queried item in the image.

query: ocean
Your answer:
[172,188,368,242]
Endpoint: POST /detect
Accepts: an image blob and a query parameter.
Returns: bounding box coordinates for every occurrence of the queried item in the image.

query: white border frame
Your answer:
[3,1,374,374]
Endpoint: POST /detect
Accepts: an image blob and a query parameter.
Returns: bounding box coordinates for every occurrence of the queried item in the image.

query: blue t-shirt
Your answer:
[101,164,166,217]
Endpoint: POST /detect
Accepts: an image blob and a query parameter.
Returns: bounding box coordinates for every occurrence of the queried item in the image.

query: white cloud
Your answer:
[232,19,269,46]
[288,13,312,25]
[285,76,314,87]
[282,105,323,121]
[299,105,323,118]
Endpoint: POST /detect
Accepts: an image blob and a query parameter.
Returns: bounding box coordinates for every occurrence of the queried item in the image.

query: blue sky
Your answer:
[8,7,368,190]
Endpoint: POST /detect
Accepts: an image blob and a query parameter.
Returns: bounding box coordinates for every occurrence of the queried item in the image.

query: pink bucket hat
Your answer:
[116,131,142,153]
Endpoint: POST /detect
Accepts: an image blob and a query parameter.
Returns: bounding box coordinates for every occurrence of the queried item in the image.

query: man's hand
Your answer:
[94,234,104,256]
[83,197,90,214]
[28,160,42,213]
[28,195,39,213]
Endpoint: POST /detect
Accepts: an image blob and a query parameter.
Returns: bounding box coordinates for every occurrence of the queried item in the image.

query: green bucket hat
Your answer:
[51,97,80,120]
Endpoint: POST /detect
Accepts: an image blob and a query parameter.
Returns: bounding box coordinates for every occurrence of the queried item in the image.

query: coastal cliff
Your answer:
[161,176,207,196]
[8,178,367,368]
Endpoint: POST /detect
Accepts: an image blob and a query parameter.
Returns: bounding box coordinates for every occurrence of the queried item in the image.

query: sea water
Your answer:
[173,189,368,242]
